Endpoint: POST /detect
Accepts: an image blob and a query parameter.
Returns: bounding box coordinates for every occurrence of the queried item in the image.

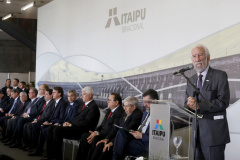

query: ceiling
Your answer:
[0,0,53,40]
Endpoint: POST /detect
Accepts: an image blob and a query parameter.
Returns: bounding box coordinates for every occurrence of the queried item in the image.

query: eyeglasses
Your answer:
[107,99,115,102]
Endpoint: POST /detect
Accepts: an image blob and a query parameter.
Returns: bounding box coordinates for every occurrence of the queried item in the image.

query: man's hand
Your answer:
[63,122,72,127]
[187,96,199,110]
[23,113,29,118]
[32,120,37,123]
[54,123,59,126]
[0,108,4,113]
[87,131,97,144]
[129,131,142,139]
[103,142,113,152]
[96,139,109,146]
[43,121,52,125]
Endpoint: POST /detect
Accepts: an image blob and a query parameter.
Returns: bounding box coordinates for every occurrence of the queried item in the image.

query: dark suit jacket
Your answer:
[184,67,230,146]
[1,97,14,113]
[0,95,10,109]
[96,106,124,140]
[22,97,39,118]
[48,98,68,124]
[9,97,21,114]
[110,108,143,143]
[1,86,12,96]
[37,99,55,123]
[140,111,150,147]
[14,100,30,117]
[62,100,80,123]
[30,96,46,118]
[70,100,100,132]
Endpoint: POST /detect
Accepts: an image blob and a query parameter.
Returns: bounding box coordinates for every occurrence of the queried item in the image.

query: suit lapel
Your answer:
[200,67,213,96]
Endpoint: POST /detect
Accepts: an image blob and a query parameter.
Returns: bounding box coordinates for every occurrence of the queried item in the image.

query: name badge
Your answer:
[214,115,224,120]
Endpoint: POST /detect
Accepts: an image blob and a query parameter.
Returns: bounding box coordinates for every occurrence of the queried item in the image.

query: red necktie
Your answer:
[14,103,23,116]
[107,111,112,120]
[82,104,86,110]
[37,103,47,119]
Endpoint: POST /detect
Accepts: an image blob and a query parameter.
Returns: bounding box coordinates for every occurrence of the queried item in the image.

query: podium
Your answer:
[149,101,193,160]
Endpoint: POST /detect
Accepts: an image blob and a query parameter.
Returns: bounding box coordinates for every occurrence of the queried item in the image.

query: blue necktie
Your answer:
[197,74,203,92]
[8,99,17,114]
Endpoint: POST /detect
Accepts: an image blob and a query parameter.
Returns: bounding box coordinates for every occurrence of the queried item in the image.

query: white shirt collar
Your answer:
[111,106,119,113]
[85,99,93,107]
[55,97,61,104]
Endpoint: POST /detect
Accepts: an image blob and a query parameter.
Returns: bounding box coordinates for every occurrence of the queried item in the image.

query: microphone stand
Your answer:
[180,71,212,160]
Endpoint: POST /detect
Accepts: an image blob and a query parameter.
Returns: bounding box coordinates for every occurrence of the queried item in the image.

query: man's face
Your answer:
[28,89,36,99]
[6,80,11,86]
[7,89,11,97]
[191,46,210,73]
[123,101,136,115]
[44,91,52,102]
[20,93,27,103]
[143,95,152,111]
[107,95,118,110]
[19,83,24,89]
[68,92,77,103]
[52,89,61,100]
[11,92,18,99]
[81,90,91,103]
[38,85,46,96]
[12,80,18,87]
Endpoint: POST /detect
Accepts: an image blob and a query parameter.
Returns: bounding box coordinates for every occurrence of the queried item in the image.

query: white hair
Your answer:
[82,86,94,95]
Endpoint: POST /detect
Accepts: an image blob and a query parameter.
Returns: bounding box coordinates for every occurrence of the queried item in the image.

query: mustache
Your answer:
[193,62,203,65]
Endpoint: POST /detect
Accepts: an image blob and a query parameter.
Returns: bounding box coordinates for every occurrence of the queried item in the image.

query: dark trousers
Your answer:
[113,129,147,160]
[0,116,11,138]
[76,133,104,160]
[12,117,33,142]
[46,126,83,160]
[91,142,113,160]
[196,144,226,160]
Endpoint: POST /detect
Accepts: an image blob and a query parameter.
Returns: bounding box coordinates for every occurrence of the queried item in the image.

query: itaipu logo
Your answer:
[105,7,146,32]
[152,119,165,137]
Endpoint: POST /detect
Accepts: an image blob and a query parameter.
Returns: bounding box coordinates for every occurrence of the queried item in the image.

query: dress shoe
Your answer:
[23,147,31,151]
[19,144,28,150]
[28,148,35,153]
[4,140,15,146]
[40,156,50,160]
[9,143,21,148]
[28,150,42,156]
[1,138,10,143]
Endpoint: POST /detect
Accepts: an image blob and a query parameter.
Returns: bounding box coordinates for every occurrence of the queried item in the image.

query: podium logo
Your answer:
[105,7,146,30]
[154,119,164,130]
[152,119,165,137]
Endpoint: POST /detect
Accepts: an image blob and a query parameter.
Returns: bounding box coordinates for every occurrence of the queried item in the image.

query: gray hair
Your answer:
[68,89,77,96]
[191,44,210,58]
[123,96,138,108]
[82,86,94,95]
[20,92,27,97]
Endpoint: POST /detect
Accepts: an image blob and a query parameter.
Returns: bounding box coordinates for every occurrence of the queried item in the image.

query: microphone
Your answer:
[173,65,194,75]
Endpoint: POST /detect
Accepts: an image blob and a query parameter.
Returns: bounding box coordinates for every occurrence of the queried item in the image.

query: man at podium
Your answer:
[185,44,230,160]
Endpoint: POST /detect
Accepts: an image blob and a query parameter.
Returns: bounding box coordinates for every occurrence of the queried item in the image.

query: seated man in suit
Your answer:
[0,88,18,117]
[20,89,55,152]
[88,95,143,160]
[31,86,68,158]
[12,78,22,93]
[6,85,48,148]
[1,79,12,96]
[76,93,125,160]
[0,91,29,142]
[41,86,100,160]
[28,89,79,156]
[112,89,159,160]
[19,81,29,95]
[0,89,10,116]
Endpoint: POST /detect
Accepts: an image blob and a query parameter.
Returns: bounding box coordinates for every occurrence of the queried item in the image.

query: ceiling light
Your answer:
[21,2,35,11]
[2,13,13,20]
[6,0,11,4]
